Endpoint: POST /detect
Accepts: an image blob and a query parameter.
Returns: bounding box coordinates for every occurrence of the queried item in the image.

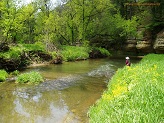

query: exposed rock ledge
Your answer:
[153,29,164,53]
[124,29,164,54]
[136,40,154,53]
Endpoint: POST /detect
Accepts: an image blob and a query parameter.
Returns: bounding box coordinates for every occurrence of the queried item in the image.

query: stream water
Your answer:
[0,58,139,123]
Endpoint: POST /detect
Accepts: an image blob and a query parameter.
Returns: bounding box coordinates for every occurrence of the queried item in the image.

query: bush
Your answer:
[16,71,44,84]
[0,70,8,82]
[88,54,164,123]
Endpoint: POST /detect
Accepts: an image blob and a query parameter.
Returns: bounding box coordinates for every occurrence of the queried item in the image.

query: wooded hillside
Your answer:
[0,0,163,51]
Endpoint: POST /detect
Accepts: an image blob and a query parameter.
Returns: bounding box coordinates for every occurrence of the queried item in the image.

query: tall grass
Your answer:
[21,42,45,52]
[0,46,23,59]
[0,42,45,60]
[88,54,164,123]
[61,45,90,61]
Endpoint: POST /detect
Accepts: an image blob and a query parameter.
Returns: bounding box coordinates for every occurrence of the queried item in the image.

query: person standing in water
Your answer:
[125,57,131,66]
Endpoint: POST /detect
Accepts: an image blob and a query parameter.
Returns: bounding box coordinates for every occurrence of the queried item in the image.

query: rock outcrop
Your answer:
[153,29,164,53]
[136,29,154,53]
[136,40,154,53]
[123,39,137,52]
[124,28,164,54]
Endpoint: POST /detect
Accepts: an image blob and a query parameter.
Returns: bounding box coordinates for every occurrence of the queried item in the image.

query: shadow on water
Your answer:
[0,58,140,123]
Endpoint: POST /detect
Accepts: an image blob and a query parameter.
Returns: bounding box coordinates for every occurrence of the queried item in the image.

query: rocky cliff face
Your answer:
[153,29,164,53]
[124,29,164,54]
[124,39,137,52]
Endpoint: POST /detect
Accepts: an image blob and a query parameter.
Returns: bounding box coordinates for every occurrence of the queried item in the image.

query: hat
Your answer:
[125,57,130,59]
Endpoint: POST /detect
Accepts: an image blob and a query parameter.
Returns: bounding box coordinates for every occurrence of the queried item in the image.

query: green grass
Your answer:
[88,54,164,123]
[21,42,45,52]
[16,71,44,84]
[61,45,90,61]
[0,70,8,82]
[0,42,45,60]
[0,43,110,62]
[0,46,23,59]
[61,46,110,61]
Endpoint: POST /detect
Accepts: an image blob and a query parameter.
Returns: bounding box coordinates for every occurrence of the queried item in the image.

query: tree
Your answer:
[16,2,37,43]
[0,0,17,42]
[34,0,60,51]
[0,0,37,43]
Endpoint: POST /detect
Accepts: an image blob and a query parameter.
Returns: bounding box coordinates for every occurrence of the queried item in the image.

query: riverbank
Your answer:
[88,54,164,123]
[0,44,110,82]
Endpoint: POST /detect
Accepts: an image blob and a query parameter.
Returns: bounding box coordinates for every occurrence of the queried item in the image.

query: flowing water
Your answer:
[0,58,139,123]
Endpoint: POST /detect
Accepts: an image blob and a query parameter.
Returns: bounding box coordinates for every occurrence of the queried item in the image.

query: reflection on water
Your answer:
[0,58,139,123]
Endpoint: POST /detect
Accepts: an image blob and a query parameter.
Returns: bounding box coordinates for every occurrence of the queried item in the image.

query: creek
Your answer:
[0,58,139,123]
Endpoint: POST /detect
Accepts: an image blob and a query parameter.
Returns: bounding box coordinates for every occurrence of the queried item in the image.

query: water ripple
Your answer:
[87,64,115,78]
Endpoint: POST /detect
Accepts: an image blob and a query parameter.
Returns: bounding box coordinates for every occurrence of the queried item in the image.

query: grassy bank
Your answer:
[0,42,45,60]
[61,45,110,61]
[61,45,90,61]
[88,54,164,123]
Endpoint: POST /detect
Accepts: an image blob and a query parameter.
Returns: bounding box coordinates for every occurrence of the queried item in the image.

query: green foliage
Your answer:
[0,46,23,59]
[50,51,62,59]
[88,54,164,123]
[50,51,58,59]
[11,70,19,76]
[34,12,59,44]
[21,42,45,52]
[0,70,8,82]
[122,16,139,38]
[0,42,45,60]
[0,0,163,50]
[16,71,44,84]
[61,45,89,61]
[93,47,110,57]
[0,0,37,43]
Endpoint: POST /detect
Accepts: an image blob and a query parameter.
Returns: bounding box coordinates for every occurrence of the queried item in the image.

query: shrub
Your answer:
[16,71,44,84]
[0,70,8,82]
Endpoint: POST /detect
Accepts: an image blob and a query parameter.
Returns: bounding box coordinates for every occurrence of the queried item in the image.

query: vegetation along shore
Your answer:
[88,54,164,123]
[0,43,110,83]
